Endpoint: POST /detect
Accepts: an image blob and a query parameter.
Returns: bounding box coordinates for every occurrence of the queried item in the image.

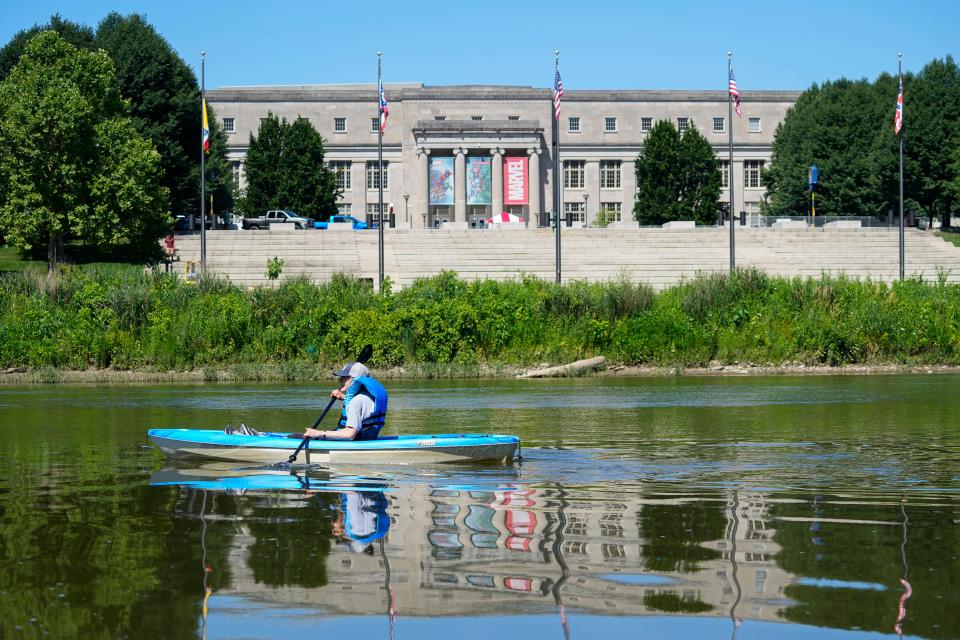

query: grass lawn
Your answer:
[937,230,960,248]
[0,245,44,273]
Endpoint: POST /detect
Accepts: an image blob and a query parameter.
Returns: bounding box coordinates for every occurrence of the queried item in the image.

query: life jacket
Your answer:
[336,376,388,440]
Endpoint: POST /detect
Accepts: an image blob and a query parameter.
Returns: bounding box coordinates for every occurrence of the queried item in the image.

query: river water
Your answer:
[0,375,958,639]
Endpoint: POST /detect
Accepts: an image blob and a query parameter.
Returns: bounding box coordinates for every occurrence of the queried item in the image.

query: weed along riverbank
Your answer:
[2,266,960,382]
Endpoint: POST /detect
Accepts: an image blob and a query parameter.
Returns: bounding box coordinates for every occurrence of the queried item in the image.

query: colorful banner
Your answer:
[503,156,529,205]
[429,157,454,205]
[467,156,492,205]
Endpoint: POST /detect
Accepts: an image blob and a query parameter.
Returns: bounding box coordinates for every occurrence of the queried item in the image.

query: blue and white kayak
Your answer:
[148,429,520,464]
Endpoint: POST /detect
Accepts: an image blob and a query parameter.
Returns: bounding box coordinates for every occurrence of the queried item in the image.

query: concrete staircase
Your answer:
[170,227,960,290]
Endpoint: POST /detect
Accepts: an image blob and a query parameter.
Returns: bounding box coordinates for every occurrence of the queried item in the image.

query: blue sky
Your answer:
[0,0,956,91]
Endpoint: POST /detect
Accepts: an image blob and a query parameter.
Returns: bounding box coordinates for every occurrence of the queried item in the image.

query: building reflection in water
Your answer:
[166,471,795,632]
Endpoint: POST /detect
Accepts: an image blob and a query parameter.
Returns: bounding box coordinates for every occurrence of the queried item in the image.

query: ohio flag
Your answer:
[379,80,389,134]
[894,77,903,135]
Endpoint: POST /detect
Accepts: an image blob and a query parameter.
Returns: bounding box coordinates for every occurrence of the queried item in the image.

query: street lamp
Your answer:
[583,193,589,227]
[403,194,409,228]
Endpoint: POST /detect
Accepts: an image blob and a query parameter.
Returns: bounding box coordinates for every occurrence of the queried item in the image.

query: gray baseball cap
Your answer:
[333,362,369,379]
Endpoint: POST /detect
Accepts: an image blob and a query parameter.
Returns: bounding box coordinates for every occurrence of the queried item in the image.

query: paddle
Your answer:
[287,344,373,464]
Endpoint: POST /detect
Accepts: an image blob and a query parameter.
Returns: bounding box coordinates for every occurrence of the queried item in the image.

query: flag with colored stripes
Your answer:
[202,99,210,153]
[553,67,563,120]
[729,68,742,118]
[894,77,903,134]
[379,79,389,134]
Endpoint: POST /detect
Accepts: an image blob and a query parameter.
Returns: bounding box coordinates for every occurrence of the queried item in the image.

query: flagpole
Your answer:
[898,52,904,281]
[200,51,206,273]
[728,51,735,272]
[377,51,384,291]
[554,50,561,284]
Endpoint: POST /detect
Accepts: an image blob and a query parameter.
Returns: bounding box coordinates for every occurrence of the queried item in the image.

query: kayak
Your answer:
[148,429,520,464]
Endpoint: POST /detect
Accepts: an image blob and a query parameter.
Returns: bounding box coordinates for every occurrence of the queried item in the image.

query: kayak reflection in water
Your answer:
[333,490,391,553]
[290,362,390,442]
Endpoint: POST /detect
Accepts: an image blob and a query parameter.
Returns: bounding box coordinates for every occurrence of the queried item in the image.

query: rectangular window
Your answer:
[600,160,621,189]
[366,161,389,190]
[749,117,762,132]
[222,117,235,133]
[600,202,622,222]
[744,160,764,188]
[334,117,347,133]
[434,115,446,121]
[718,160,729,188]
[563,160,585,189]
[329,161,351,191]
[337,202,352,214]
[713,117,725,133]
[370,117,380,133]
[568,116,581,133]
[508,115,520,121]
[677,117,690,132]
[471,115,483,121]
[231,161,242,190]
[641,117,652,132]
[604,117,618,132]
[564,202,585,223]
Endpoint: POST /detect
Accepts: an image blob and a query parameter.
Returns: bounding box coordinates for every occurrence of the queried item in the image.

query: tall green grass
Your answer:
[1,267,959,372]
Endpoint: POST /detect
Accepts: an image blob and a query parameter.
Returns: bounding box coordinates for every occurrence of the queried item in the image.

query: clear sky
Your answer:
[0,0,956,91]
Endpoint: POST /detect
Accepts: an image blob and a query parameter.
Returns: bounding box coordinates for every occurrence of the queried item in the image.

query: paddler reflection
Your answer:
[332,490,391,553]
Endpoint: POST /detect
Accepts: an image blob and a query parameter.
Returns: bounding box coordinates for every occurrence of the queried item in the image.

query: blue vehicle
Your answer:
[314,215,376,230]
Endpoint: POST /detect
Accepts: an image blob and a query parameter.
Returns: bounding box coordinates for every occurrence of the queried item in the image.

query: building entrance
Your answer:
[468,205,489,228]
[428,206,452,229]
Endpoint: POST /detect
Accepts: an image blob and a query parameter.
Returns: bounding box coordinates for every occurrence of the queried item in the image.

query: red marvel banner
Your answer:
[503,156,528,205]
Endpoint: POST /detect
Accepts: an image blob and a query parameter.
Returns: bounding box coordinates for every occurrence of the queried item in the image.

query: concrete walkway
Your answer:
[170,227,960,289]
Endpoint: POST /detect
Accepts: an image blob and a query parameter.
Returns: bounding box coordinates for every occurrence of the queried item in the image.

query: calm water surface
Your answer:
[1,375,958,639]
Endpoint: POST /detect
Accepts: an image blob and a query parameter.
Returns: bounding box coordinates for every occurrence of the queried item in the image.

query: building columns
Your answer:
[491,148,504,216]
[416,147,430,229]
[528,146,542,226]
[454,147,467,223]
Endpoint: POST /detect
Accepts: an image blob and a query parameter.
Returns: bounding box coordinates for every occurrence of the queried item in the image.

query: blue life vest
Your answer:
[336,376,388,440]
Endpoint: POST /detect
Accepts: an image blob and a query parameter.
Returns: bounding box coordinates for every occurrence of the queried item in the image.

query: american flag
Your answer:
[729,68,742,118]
[379,79,389,134]
[894,77,903,134]
[553,67,563,120]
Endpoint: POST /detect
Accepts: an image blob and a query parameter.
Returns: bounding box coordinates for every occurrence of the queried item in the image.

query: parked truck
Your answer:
[242,210,312,230]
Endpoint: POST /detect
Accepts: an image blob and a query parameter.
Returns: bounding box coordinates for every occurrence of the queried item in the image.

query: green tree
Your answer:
[0,32,169,276]
[0,14,95,81]
[240,113,338,220]
[764,57,960,224]
[94,13,234,217]
[633,120,721,225]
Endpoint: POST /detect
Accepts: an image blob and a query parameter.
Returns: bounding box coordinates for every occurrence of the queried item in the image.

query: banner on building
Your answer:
[466,156,492,205]
[429,157,455,205]
[503,156,528,205]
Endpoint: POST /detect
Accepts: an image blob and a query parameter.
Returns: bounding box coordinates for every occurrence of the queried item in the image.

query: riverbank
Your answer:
[2,361,959,385]
[4,267,960,377]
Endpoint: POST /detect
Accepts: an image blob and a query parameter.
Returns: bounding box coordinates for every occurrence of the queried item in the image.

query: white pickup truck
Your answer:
[241,210,312,230]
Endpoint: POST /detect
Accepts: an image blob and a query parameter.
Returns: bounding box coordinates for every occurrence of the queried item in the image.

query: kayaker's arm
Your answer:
[304,426,357,440]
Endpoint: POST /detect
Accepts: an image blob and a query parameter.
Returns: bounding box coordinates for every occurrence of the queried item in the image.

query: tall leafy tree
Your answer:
[241,113,339,219]
[0,14,95,81]
[634,120,721,225]
[0,32,169,275]
[95,13,233,216]
[764,57,960,225]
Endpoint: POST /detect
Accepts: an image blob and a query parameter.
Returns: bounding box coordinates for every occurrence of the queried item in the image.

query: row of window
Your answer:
[235,158,764,193]
[221,115,762,136]
[568,115,761,134]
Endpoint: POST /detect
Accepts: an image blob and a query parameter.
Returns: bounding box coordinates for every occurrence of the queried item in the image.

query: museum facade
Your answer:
[209,83,800,228]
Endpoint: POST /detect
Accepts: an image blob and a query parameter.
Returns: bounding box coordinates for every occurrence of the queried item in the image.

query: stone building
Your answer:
[209,83,800,228]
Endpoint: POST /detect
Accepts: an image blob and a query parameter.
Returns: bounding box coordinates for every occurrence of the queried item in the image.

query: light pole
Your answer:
[403,194,409,228]
[583,193,589,227]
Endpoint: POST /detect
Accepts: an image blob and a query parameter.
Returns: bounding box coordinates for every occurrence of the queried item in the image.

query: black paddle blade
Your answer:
[357,344,373,364]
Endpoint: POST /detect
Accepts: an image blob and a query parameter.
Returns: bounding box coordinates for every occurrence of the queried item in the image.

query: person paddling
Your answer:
[289,361,389,441]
